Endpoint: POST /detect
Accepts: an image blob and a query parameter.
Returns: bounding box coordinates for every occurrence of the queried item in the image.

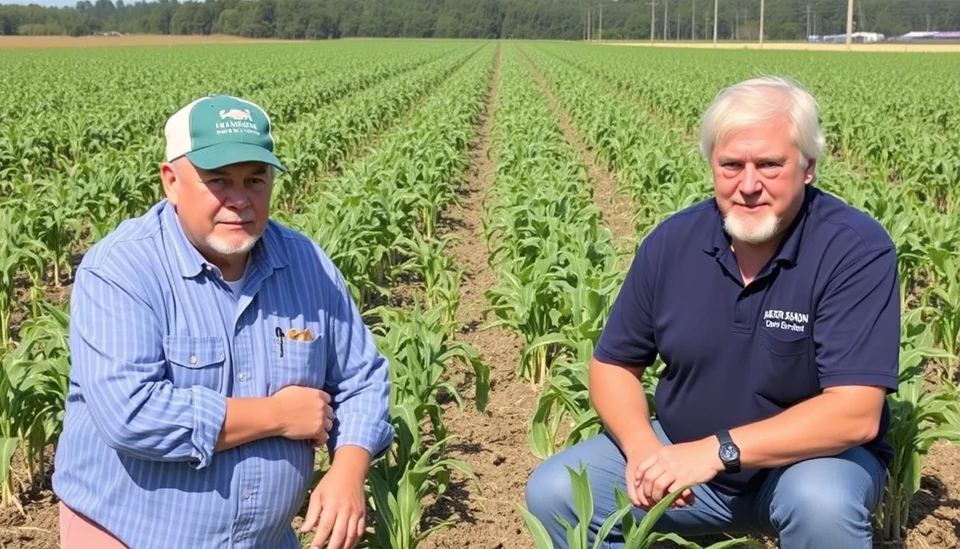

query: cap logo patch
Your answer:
[219,108,253,121]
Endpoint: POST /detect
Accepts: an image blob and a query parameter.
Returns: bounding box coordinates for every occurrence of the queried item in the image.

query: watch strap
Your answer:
[716,429,734,446]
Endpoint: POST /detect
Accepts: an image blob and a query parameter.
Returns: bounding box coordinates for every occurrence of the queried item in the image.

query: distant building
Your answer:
[809,32,885,43]
[895,31,960,41]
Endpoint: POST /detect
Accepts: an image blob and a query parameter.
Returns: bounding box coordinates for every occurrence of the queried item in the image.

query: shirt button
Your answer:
[243,490,252,499]
[238,373,246,381]
[189,356,197,365]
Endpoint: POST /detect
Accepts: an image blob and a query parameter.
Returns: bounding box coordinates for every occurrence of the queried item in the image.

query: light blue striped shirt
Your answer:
[53,199,394,549]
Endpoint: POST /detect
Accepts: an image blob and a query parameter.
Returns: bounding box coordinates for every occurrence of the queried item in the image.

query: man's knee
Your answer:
[768,454,883,541]
[525,456,578,524]
[772,479,872,527]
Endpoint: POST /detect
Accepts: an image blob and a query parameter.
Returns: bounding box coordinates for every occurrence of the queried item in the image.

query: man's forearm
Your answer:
[215,397,282,452]
[329,445,372,481]
[589,359,661,458]
[720,388,884,469]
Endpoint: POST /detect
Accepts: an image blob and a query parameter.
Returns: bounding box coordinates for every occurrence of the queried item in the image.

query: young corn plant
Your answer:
[528,339,663,460]
[921,249,960,380]
[0,210,28,349]
[371,302,489,446]
[392,231,465,330]
[365,411,478,549]
[877,307,960,541]
[8,301,70,486]
[517,466,764,549]
[0,348,20,510]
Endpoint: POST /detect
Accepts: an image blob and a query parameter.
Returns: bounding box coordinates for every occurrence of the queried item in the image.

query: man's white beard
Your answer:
[724,210,780,244]
[205,232,259,255]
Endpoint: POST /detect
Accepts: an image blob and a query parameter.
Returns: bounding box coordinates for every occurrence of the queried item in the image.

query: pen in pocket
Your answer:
[275,327,284,357]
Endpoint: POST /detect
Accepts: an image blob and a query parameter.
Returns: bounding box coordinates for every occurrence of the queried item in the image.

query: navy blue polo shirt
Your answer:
[594,185,900,495]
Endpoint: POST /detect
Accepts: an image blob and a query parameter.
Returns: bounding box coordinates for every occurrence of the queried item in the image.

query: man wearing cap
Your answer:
[524,77,899,548]
[53,94,394,549]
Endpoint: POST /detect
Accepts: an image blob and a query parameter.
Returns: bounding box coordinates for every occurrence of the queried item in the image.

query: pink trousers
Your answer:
[59,502,127,549]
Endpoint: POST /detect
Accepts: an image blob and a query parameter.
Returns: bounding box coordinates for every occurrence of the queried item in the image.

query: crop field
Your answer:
[1,39,959,549]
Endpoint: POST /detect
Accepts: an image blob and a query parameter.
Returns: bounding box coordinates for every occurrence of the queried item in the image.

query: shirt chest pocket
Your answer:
[755,329,817,405]
[163,336,226,393]
[269,335,326,396]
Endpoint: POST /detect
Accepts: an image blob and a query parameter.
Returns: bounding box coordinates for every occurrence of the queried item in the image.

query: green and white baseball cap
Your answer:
[164,94,285,171]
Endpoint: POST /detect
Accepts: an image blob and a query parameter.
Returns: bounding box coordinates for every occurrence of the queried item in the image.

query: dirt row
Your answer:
[421,44,644,549]
[417,44,540,549]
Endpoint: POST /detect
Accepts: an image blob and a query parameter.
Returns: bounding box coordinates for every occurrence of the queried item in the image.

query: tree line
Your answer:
[1,0,957,40]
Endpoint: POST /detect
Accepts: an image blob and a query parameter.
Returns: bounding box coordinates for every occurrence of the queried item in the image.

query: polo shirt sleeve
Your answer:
[70,265,227,469]
[593,232,660,369]
[814,244,900,392]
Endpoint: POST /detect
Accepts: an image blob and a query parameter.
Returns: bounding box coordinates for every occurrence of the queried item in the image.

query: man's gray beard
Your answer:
[723,211,781,245]
[205,232,259,255]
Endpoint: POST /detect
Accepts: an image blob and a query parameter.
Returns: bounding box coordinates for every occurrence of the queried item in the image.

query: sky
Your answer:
[0,0,153,6]
[0,0,86,5]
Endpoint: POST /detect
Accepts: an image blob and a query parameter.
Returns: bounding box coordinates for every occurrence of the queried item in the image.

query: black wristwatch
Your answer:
[715,430,741,474]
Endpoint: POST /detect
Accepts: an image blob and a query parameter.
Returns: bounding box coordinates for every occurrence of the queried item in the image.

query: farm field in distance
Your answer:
[1,38,958,549]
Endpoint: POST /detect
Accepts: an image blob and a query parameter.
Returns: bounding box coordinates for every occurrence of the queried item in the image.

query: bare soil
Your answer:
[418,45,541,549]
[902,441,960,549]
[0,448,58,549]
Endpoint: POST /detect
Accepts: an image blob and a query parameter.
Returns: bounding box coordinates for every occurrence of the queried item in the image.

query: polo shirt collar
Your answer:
[702,185,814,269]
[161,200,288,279]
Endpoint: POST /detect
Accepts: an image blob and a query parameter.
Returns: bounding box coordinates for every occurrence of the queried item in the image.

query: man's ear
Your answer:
[160,162,179,205]
[803,158,817,185]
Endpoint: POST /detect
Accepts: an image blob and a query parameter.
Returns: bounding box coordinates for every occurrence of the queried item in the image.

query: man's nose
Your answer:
[223,185,251,208]
[739,164,763,195]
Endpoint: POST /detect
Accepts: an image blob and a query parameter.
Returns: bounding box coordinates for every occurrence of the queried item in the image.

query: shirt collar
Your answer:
[161,200,288,279]
[702,185,813,269]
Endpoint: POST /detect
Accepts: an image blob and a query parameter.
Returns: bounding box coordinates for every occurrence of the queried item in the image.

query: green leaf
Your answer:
[516,504,556,549]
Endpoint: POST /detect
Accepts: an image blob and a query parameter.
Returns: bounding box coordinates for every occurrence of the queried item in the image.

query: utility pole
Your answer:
[649,0,658,42]
[712,0,717,45]
[858,0,865,34]
[846,0,854,48]
[599,1,603,43]
[806,3,810,38]
[692,0,696,40]
[759,0,765,45]
[663,0,668,40]
[587,6,591,42]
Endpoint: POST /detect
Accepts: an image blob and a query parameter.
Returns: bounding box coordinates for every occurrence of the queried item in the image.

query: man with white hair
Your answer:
[524,76,899,548]
[53,94,393,549]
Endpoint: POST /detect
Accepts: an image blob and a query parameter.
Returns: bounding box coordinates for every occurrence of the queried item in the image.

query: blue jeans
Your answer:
[524,421,887,549]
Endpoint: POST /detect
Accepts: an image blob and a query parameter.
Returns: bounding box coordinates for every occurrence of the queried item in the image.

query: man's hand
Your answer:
[301,446,371,549]
[272,386,334,444]
[634,439,721,510]
[625,444,669,509]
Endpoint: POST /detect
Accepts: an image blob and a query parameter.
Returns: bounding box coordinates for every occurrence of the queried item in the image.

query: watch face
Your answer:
[720,443,739,461]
